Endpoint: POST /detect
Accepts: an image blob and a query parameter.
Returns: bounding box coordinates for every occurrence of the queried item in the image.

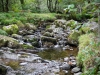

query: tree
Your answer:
[20,0,25,9]
[47,0,60,12]
[95,0,100,42]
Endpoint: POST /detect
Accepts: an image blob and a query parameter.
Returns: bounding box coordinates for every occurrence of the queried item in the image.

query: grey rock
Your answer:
[60,63,70,70]
[71,67,81,73]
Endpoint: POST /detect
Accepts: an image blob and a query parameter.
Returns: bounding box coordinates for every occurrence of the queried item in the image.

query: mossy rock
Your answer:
[46,28,53,33]
[0,35,19,48]
[21,44,34,49]
[43,32,53,37]
[16,21,25,29]
[66,20,78,29]
[54,19,67,27]
[68,30,81,43]
[12,34,22,39]
[81,21,98,33]
[25,23,37,31]
[41,36,57,45]
[3,24,19,35]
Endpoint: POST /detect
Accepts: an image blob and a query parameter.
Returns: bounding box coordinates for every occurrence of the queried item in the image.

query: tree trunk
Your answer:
[20,0,24,9]
[1,0,4,12]
[47,0,59,13]
[5,0,9,12]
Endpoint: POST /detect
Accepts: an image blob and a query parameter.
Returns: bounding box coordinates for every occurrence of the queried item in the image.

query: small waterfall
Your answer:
[39,38,42,48]
[37,31,43,48]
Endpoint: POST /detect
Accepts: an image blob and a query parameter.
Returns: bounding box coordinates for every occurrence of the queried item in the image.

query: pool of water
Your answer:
[37,47,78,60]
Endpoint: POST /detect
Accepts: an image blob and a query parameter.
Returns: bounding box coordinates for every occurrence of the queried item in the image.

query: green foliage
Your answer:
[77,33,100,74]
[0,29,8,35]
[0,12,57,25]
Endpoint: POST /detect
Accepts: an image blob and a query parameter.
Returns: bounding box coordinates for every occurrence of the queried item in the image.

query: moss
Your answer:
[21,44,34,49]
[3,24,19,35]
[66,20,78,29]
[78,33,94,50]
[77,33,100,74]
[6,61,20,70]
[68,30,80,42]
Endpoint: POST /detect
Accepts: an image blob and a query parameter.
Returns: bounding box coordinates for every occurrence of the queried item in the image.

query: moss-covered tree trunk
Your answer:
[98,9,100,42]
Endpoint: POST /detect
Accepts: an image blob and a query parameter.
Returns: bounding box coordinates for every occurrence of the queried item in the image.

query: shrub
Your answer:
[0,29,8,35]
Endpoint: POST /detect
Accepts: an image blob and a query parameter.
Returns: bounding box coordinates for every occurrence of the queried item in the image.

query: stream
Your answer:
[0,19,82,75]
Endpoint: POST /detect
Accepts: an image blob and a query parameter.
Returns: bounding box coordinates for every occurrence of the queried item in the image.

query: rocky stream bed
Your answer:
[0,19,84,75]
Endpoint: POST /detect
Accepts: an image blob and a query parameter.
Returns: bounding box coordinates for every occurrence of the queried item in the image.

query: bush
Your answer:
[0,29,8,35]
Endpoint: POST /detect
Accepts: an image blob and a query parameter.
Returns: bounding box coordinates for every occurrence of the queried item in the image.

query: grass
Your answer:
[0,12,57,25]
[77,33,100,74]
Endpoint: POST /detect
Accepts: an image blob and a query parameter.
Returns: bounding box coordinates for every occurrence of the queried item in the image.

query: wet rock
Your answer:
[64,57,69,62]
[71,67,81,73]
[63,45,70,50]
[54,45,61,49]
[20,62,28,66]
[60,63,70,70]
[3,24,19,35]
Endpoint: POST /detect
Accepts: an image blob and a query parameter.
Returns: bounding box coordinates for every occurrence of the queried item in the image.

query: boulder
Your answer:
[54,19,67,27]
[0,35,19,48]
[71,67,81,73]
[25,23,37,31]
[41,36,57,45]
[68,30,80,45]
[43,32,53,37]
[3,24,19,35]
[81,21,98,33]
[60,63,70,70]
[12,34,22,39]
[66,20,78,29]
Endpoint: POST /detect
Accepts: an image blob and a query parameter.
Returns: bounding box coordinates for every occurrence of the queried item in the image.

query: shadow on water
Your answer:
[37,47,78,60]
